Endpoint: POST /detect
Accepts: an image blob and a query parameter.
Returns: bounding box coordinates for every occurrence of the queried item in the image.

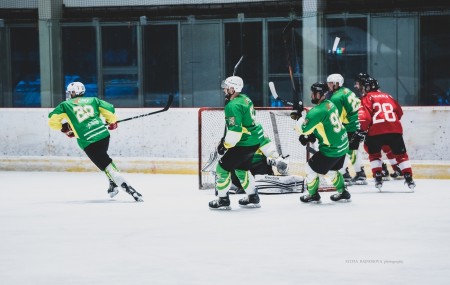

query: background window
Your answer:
[62,26,97,98]
[11,27,40,107]
[268,21,302,107]
[224,22,263,106]
[143,25,179,107]
[102,25,138,107]
[420,15,450,106]
[326,17,367,95]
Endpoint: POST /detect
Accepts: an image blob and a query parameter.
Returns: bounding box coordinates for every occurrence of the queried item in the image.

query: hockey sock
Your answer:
[352,149,364,171]
[329,171,345,193]
[105,162,128,188]
[305,163,319,195]
[215,164,232,197]
[235,169,255,195]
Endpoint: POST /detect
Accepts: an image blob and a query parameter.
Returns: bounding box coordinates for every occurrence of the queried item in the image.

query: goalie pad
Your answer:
[255,174,304,194]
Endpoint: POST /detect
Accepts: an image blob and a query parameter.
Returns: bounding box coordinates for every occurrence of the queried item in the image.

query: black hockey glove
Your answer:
[349,129,367,149]
[61,122,74,138]
[290,102,304,121]
[217,138,227,155]
[299,133,316,146]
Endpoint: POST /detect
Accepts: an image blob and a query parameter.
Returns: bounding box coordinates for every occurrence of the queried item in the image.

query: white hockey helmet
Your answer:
[221,76,244,92]
[327,73,344,87]
[66,82,86,99]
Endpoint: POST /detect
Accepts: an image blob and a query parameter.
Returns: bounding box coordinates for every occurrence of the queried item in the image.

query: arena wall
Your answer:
[0,107,449,179]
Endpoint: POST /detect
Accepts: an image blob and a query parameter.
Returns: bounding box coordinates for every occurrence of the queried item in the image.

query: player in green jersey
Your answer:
[208,76,263,210]
[327,73,367,185]
[295,82,351,203]
[48,82,143,202]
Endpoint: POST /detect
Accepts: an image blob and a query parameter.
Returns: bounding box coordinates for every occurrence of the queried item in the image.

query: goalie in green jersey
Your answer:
[208,76,263,210]
[48,82,143,202]
[294,82,351,203]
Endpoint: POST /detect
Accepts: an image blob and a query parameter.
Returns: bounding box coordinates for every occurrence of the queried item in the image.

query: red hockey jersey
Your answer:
[358,90,403,136]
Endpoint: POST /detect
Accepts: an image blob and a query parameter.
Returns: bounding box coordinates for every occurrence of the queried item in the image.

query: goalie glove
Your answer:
[267,156,289,176]
[349,129,367,149]
[299,133,316,146]
[61,122,74,138]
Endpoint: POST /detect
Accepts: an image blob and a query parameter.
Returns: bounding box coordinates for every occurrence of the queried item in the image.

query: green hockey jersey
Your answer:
[48,97,118,149]
[328,87,360,132]
[300,100,349,157]
[223,94,263,148]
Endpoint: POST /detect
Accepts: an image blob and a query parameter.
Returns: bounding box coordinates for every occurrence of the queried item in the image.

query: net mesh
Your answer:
[198,107,336,191]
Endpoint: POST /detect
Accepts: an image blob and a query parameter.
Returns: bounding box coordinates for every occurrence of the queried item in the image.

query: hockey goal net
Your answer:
[200,107,315,188]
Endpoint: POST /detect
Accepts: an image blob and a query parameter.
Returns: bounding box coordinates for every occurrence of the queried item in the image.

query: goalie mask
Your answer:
[310,82,328,104]
[66,82,86,100]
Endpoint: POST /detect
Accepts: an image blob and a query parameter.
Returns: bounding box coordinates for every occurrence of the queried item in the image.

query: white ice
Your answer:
[0,171,449,285]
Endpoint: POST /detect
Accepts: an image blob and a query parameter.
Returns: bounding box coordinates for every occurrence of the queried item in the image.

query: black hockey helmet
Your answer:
[310,82,328,104]
[310,82,328,97]
[363,77,380,92]
[355,73,370,84]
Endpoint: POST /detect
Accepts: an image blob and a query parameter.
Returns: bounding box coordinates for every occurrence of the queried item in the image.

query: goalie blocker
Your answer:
[255,174,304,194]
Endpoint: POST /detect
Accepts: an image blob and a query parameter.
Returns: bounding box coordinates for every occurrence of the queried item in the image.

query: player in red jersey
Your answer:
[350,77,415,190]
[354,73,403,181]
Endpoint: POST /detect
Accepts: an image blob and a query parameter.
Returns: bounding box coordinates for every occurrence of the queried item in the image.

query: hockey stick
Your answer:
[282,20,303,112]
[269,112,284,157]
[233,55,244,76]
[269,81,295,106]
[269,81,316,156]
[109,94,174,125]
[332,37,341,54]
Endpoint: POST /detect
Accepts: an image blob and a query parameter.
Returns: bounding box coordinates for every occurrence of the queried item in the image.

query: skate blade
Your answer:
[300,200,322,204]
[239,203,261,208]
[209,206,232,210]
[353,181,368,185]
[331,198,352,203]
[133,196,144,202]
[109,190,119,198]
[382,177,391,181]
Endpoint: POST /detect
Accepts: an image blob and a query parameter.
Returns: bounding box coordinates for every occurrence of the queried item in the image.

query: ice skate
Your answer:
[390,165,404,180]
[351,167,368,185]
[239,192,261,208]
[209,193,231,210]
[342,168,353,186]
[107,180,119,198]
[300,192,321,203]
[330,189,351,202]
[374,171,383,191]
[404,172,416,190]
[121,183,144,202]
[381,163,391,181]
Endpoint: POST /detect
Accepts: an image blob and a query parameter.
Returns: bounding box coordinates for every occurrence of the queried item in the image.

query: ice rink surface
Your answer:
[0,171,449,285]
